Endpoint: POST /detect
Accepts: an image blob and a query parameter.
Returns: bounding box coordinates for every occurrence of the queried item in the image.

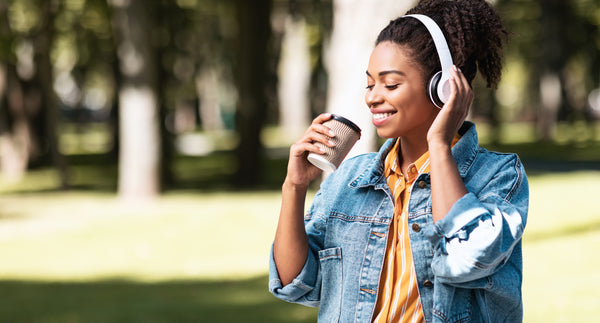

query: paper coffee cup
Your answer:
[307,114,361,173]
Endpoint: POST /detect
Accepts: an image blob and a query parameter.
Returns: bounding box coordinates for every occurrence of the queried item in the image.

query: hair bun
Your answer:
[379,0,507,88]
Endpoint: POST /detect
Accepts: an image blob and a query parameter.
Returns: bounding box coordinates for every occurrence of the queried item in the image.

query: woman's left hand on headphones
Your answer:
[427,65,474,147]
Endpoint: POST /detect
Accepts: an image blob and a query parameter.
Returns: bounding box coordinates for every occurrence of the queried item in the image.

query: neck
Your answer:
[398,135,429,172]
[396,108,439,172]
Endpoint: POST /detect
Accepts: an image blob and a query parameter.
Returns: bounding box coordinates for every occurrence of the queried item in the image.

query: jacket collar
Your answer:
[350,121,478,189]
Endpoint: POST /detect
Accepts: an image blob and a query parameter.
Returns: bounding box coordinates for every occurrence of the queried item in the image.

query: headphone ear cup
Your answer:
[428,71,444,108]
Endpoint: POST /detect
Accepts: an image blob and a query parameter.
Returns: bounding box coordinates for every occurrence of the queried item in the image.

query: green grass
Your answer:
[522,172,600,322]
[0,191,284,281]
[0,143,599,322]
[0,278,318,323]
[523,230,600,322]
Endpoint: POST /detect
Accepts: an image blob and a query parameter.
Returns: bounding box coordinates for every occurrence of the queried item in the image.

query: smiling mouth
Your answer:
[372,112,395,121]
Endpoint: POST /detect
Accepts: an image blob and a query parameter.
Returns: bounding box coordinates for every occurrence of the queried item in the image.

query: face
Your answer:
[365,41,439,139]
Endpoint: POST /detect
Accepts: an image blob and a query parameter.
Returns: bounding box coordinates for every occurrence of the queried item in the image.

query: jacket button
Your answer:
[423,280,433,287]
[417,180,427,189]
[411,223,421,232]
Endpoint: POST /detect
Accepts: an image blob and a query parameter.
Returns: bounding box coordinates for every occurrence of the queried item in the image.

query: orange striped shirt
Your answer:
[372,139,427,323]
[373,136,460,323]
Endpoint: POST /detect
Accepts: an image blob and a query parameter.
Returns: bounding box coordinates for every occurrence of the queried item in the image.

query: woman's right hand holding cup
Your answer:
[284,113,335,190]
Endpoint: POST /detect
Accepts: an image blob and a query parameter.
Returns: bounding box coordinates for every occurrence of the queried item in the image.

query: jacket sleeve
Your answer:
[268,189,330,307]
[268,242,321,307]
[424,154,529,285]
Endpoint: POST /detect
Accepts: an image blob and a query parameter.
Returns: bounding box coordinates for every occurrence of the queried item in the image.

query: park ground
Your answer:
[1,125,599,322]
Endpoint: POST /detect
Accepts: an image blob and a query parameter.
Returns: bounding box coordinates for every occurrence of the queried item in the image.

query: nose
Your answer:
[365,86,384,109]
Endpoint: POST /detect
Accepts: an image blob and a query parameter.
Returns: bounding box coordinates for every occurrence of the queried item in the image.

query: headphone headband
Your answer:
[402,14,454,107]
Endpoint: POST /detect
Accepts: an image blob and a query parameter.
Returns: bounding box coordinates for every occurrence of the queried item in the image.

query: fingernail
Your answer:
[329,130,336,137]
[328,140,335,146]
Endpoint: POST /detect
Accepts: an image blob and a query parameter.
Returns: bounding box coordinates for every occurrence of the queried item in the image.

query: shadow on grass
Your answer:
[4,149,290,195]
[0,275,318,323]
[484,141,600,175]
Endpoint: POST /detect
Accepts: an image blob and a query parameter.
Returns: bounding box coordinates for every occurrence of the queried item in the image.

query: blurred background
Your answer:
[0,0,598,322]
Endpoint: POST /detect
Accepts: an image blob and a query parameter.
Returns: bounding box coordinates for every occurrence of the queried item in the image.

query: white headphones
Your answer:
[403,14,454,109]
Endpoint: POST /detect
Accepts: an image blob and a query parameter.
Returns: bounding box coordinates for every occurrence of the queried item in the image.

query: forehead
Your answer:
[367,41,422,76]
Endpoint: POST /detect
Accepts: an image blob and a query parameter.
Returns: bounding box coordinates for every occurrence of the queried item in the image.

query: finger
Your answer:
[307,131,335,147]
[307,113,336,137]
[298,123,335,144]
[455,68,473,114]
[312,113,333,125]
[309,123,336,139]
[295,128,335,151]
[445,68,459,107]
[456,69,473,103]
[290,141,327,159]
[454,67,473,97]
[449,66,472,109]
[451,66,466,95]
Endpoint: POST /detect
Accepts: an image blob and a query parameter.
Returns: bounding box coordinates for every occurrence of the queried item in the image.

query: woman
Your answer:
[269,0,529,322]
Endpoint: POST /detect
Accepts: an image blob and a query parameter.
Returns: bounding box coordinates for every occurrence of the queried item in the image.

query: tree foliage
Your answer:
[0,0,598,191]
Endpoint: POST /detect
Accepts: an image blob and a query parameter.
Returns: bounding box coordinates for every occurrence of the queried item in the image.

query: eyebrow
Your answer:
[365,70,406,77]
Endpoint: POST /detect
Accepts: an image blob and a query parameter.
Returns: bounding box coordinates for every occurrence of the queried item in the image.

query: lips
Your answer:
[371,110,396,127]
[372,112,395,121]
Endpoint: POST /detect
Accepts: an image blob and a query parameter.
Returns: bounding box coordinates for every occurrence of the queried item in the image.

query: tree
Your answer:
[325,0,416,155]
[276,6,312,142]
[37,0,69,189]
[497,0,600,142]
[109,0,161,200]
[0,0,68,186]
[233,0,273,186]
[0,1,31,181]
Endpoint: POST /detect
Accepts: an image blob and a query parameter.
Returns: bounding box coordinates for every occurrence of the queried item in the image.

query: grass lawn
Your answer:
[521,172,600,322]
[0,149,599,321]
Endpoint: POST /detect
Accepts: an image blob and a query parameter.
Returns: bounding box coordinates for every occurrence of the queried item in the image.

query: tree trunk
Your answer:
[277,13,311,143]
[538,72,561,141]
[536,0,568,142]
[197,67,225,132]
[37,0,69,189]
[110,0,161,200]
[0,64,33,182]
[325,0,416,156]
[233,0,272,186]
[0,0,33,182]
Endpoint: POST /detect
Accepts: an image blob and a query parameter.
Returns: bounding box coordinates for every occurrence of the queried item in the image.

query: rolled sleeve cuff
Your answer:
[426,193,488,243]
[268,244,320,306]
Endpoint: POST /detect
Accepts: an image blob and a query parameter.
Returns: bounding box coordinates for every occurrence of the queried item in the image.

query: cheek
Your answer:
[406,84,430,107]
[390,87,419,107]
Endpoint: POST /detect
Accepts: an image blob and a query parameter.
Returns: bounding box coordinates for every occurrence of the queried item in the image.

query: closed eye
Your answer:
[385,84,399,90]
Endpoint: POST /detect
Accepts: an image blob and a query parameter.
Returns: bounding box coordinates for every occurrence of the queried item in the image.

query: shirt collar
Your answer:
[350,121,479,189]
[383,134,461,181]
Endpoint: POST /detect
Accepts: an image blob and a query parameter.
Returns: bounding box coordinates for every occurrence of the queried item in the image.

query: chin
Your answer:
[375,128,399,139]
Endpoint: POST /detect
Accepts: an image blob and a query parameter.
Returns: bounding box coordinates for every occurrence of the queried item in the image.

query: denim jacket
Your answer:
[269,122,529,323]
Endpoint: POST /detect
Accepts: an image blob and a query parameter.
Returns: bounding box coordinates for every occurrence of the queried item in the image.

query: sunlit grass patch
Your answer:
[524,171,600,241]
[523,229,600,322]
[0,191,284,281]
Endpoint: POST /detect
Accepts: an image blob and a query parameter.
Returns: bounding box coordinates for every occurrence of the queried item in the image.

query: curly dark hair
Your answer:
[376,0,507,88]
